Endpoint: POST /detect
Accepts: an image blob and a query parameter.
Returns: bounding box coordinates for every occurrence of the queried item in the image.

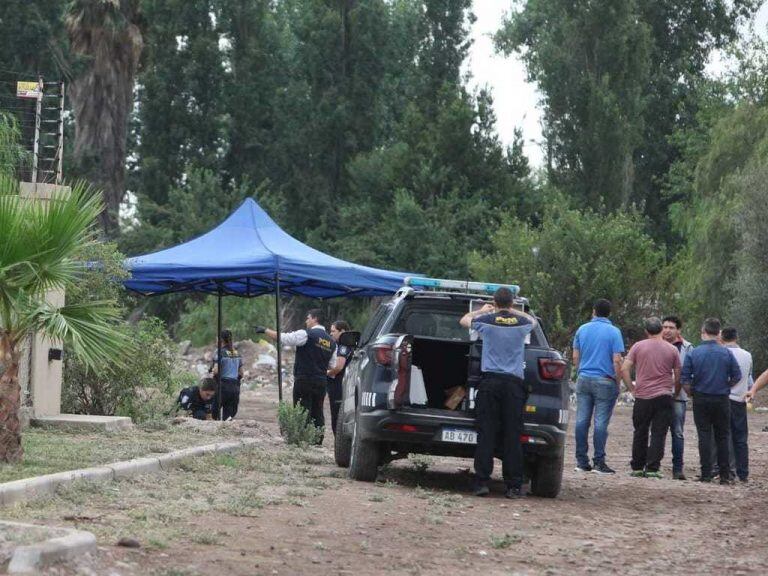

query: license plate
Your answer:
[441,428,477,444]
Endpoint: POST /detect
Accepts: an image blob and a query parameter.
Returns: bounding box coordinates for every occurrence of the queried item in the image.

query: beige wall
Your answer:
[19,182,71,417]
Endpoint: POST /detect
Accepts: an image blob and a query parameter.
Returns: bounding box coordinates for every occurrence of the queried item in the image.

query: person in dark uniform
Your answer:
[177,377,217,420]
[211,329,243,420]
[459,287,537,499]
[256,309,337,444]
[327,320,353,436]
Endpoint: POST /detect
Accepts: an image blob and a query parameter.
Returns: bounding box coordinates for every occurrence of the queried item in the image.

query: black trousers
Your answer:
[474,373,527,489]
[327,378,342,435]
[692,393,731,479]
[631,395,673,472]
[213,378,240,421]
[710,399,750,480]
[294,378,326,440]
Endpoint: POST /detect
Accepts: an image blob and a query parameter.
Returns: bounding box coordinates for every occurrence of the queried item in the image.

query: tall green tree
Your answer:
[497,0,759,232]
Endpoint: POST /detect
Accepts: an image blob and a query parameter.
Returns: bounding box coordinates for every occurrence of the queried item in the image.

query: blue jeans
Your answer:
[575,376,619,467]
[671,400,686,473]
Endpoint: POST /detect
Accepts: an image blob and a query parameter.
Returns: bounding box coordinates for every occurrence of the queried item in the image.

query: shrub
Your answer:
[63,317,185,422]
[277,402,322,446]
[62,242,194,423]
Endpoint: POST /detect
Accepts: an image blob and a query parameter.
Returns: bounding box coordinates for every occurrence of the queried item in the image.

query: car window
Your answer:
[392,300,548,346]
[359,304,390,346]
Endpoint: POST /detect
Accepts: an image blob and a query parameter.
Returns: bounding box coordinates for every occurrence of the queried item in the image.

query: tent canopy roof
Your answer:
[124,198,413,298]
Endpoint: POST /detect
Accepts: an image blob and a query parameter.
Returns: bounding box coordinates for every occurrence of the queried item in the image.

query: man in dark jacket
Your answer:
[256,309,337,444]
[177,377,216,420]
[681,318,742,484]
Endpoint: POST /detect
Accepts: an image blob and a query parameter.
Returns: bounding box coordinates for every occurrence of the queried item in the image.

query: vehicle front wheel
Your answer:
[334,413,352,468]
[529,453,564,498]
[348,411,380,482]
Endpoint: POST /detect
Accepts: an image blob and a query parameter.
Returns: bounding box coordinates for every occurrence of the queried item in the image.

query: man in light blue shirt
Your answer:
[460,287,536,499]
[572,299,624,474]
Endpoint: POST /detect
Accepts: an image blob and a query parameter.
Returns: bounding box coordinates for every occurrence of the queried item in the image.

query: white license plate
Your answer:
[441,428,477,444]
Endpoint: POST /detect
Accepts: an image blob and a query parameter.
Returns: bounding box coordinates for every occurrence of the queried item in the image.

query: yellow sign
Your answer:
[16,81,41,99]
[525,405,536,413]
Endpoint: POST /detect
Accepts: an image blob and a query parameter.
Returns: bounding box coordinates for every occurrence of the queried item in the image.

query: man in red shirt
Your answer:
[621,317,681,478]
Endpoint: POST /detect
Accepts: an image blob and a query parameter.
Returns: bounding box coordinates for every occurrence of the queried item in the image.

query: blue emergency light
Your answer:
[404,276,520,296]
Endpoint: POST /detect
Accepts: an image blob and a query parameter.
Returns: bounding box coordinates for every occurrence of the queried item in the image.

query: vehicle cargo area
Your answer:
[409,337,471,411]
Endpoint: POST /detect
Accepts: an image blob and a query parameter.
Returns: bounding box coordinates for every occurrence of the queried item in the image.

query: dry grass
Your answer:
[0,424,250,484]
[0,444,337,550]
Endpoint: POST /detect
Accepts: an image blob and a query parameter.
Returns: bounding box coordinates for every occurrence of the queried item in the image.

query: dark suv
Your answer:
[334,279,570,498]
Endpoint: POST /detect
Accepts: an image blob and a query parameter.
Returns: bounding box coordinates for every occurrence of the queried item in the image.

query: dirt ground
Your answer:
[5,385,768,576]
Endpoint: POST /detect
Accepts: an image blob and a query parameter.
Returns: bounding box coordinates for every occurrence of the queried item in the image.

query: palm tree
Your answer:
[0,176,129,463]
[65,0,144,237]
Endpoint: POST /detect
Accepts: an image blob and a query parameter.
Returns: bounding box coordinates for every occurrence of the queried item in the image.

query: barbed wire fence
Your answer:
[0,67,64,184]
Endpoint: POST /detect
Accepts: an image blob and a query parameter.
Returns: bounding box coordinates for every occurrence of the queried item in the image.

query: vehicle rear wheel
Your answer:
[334,412,352,468]
[529,453,564,498]
[348,411,380,482]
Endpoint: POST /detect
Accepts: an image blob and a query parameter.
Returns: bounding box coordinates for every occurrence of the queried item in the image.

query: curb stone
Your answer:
[1,521,96,574]
[0,438,260,507]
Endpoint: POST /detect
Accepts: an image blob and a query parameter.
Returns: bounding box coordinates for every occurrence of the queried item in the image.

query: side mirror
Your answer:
[338,331,360,348]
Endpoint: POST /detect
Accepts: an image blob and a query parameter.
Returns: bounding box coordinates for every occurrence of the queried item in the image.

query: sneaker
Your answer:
[629,470,646,478]
[645,470,663,479]
[574,464,593,473]
[673,471,687,481]
[592,462,615,475]
[505,486,525,499]
[474,484,490,497]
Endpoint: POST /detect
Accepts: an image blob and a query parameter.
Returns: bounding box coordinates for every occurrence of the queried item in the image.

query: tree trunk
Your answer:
[67,1,144,238]
[0,335,23,463]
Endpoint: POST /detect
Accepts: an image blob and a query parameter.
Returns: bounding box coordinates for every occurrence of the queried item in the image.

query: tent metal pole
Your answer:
[275,274,283,403]
[217,288,223,420]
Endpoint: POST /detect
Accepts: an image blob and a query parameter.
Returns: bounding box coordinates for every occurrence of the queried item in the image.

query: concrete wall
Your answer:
[18,182,71,417]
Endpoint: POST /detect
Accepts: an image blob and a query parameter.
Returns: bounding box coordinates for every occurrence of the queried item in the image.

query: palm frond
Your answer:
[0,181,103,297]
[28,299,134,371]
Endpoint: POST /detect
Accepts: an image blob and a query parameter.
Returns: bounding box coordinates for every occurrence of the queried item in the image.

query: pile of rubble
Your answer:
[176,338,296,392]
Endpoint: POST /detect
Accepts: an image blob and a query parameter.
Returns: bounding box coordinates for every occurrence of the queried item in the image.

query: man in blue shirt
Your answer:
[460,287,536,499]
[572,299,625,474]
[681,318,742,484]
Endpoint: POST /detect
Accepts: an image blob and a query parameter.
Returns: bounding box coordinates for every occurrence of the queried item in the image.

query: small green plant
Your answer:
[409,454,433,474]
[277,402,322,446]
[191,532,220,545]
[490,533,521,549]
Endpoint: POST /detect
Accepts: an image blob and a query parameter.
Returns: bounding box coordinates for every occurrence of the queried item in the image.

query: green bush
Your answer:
[176,295,276,346]
[470,196,664,351]
[277,402,322,447]
[62,242,194,423]
[63,317,185,422]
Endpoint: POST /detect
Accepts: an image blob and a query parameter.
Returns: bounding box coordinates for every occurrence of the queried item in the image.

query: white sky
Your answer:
[468,1,768,168]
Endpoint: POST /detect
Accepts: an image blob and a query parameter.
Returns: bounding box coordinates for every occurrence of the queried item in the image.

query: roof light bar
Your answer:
[404,276,520,296]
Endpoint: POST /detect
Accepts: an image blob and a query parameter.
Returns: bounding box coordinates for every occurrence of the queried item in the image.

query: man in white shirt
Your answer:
[716,327,753,483]
[256,309,337,444]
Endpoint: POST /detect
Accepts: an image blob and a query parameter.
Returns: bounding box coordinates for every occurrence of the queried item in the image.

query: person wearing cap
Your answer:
[460,286,537,499]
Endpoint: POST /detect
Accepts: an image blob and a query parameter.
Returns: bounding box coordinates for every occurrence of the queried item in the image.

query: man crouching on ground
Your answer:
[460,286,537,499]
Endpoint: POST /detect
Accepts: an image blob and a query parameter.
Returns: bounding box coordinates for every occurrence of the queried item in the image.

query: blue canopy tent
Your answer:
[124,198,413,408]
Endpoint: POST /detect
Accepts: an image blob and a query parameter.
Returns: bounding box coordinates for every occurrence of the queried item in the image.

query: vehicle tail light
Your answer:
[384,423,420,433]
[538,358,567,380]
[387,336,412,409]
[373,343,394,366]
